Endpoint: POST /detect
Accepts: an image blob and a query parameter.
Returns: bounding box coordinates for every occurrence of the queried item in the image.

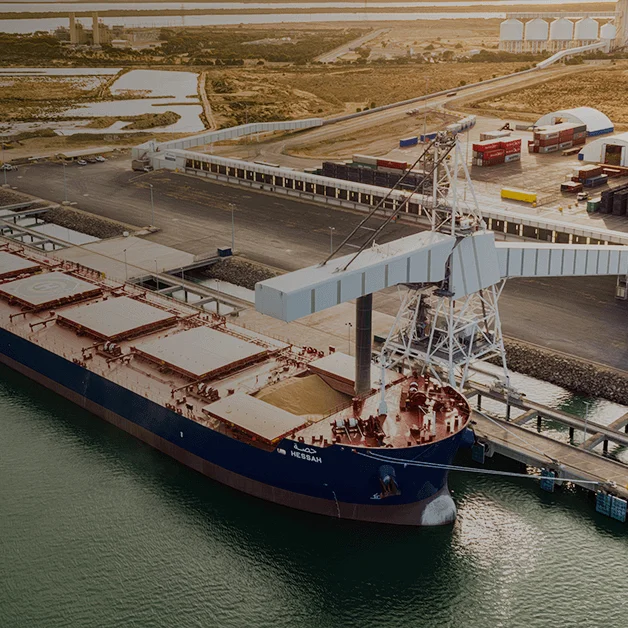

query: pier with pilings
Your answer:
[466,382,628,506]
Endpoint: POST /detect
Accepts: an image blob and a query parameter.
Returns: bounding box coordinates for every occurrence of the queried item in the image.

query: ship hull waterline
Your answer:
[0,328,472,526]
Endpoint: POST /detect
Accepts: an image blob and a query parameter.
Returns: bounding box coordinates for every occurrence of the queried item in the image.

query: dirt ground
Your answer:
[288,111,456,160]
[467,62,628,127]
[207,61,523,128]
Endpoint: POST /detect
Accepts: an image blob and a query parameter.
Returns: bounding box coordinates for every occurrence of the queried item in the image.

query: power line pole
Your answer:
[149,183,155,226]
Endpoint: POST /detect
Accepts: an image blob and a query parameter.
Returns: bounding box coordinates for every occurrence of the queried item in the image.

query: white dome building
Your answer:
[535,107,614,137]
[579,133,628,167]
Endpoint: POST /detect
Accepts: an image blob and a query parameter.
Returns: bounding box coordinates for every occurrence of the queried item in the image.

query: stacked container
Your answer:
[530,122,587,154]
[480,130,511,141]
[321,160,424,191]
[472,138,521,167]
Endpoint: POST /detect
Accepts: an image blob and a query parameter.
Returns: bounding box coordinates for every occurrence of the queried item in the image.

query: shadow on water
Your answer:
[1,363,627,628]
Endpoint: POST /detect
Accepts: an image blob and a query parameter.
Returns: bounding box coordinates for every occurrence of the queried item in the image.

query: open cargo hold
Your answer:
[501,187,537,203]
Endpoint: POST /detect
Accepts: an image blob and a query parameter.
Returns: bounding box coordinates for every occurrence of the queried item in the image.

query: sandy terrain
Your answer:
[466,62,628,126]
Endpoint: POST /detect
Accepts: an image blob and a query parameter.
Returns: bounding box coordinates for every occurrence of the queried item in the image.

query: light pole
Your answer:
[123,248,128,281]
[229,203,235,251]
[1,140,7,187]
[345,321,353,356]
[149,183,154,226]
[329,226,335,254]
[62,162,68,203]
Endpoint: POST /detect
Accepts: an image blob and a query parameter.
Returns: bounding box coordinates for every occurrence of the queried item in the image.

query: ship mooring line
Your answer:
[354,450,603,488]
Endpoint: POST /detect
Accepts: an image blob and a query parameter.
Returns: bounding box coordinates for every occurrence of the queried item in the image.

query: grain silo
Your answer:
[600,22,617,42]
[499,18,524,52]
[549,18,574,51]
[524,19,549,52]
[574,17,599,43]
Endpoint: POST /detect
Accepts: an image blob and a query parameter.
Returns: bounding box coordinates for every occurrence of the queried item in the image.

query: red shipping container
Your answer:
[573,137,586,146]
[504,146,521,155]
[376,159,407,170]
[482,149,506,159]
[500,139,522,150]
[539,137,560,147]
[472,141,501,153]
[559,130,574,140]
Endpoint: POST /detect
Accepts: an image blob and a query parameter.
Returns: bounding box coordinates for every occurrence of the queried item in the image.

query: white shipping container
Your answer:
[505,153,521,163]
[352,154,378,166]
[539,145,559,153]
[480,130,511,141]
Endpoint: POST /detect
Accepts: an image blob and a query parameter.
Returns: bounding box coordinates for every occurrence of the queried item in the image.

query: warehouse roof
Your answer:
[534,107,613,135]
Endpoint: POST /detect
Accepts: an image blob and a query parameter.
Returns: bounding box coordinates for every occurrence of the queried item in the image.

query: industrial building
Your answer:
[534,107,614,137]
[578,133,628,167]
[498,0,628,53]
[68,12,111,47]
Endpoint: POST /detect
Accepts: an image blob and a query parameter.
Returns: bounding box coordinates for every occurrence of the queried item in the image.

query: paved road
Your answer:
[315,28,388,64]
[9,159,628,370]
[218,64,592,168]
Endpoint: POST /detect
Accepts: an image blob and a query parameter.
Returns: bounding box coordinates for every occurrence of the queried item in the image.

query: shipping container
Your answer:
[377,158,408,170]
[559,141,573,150]
[612,189,628,216]
[539,145,560,154]
[586,198,601,213]
[472,140,502,153]
[539,137,560,147]
[501,187,537,203]
[561,181,583,193]
[504,153,521,163]
[577,165,603,180]
[584,174,609,188]
[399,136,419,148]
[480,130,511,141]
[352,154,379,167]
[420,132,438,142]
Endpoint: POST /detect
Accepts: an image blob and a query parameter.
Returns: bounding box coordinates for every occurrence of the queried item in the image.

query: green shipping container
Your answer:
[587,198,601,213]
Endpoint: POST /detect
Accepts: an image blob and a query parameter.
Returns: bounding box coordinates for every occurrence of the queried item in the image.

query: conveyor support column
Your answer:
[355,294,373,397]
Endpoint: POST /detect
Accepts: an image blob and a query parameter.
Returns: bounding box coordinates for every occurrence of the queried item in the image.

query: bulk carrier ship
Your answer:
[0,243,474,526]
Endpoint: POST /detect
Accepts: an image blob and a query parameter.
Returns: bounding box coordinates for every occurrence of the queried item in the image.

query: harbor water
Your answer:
[1,361,626,628]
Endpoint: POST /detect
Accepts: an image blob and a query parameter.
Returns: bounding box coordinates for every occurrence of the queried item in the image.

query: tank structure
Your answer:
[549,18,574,52]
[574,17,600,44]
[524,19,549,53]
[499,18,524,53]
[499,0,626,52]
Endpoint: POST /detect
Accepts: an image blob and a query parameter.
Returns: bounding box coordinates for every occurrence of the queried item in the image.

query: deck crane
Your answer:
[255,132,628,398]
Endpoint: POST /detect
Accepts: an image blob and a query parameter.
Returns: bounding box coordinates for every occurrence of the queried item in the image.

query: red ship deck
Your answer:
[0,242,470,452]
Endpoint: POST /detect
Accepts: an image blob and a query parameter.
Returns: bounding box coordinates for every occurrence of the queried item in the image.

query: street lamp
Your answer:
[329,226,335,254]
[123,248,128,281]
[149,183,155,226]
[345,321,353,356]
[1,140,7,187]
[62,162,68,203]
[229,203,235,251]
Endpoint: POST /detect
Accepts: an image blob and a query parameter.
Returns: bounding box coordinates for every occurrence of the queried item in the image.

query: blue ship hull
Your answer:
[0,327,473,525]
